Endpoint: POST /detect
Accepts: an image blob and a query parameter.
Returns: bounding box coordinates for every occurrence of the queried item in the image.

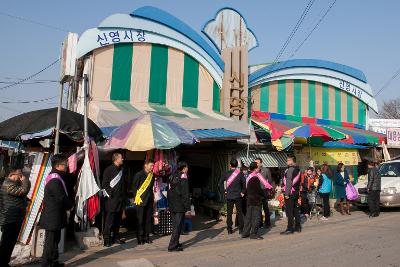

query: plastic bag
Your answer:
[346,183,359,201]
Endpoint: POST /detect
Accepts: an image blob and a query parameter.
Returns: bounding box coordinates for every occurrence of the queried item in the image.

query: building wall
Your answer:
[251,79,367,126]
[88,42,221,116]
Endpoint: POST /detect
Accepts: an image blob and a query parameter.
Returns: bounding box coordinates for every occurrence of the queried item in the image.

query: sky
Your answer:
[0,0,399,121]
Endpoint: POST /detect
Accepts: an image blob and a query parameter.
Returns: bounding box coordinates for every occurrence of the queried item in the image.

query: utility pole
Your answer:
[54,82,63,154]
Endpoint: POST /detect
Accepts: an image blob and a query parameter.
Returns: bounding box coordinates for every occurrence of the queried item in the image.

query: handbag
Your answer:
[345,183,359,201]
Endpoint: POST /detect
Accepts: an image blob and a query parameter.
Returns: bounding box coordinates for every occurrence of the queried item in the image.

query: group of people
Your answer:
[218,155,383,241]
[0,151,382,266]
[219,155,304,239]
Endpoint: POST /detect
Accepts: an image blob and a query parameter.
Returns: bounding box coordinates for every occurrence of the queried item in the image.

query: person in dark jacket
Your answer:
[0,168,31,267]
[334,163,351,215]
[132,159,155,245]
[167,161,191,252]
[367,160,381,217]
[281,155,301,235]
[242,162,265,240]
[102,152,125,247]
[255,158,272,228]
[39,154,72,267]
[219,158,246,234]
[300,167,315,217]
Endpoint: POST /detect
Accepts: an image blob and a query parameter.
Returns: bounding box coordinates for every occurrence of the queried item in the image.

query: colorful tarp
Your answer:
[103,113,198,151]
[284,124,347,145]
[19,153,52,244]
[251,111,386,146]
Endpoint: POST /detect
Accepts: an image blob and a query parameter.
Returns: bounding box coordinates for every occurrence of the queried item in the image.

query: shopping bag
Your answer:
[346,183,359,201]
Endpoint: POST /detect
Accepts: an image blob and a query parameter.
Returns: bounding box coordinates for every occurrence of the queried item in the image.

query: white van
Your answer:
[354,160,400,207]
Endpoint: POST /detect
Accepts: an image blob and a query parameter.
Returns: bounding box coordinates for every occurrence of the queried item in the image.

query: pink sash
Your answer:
[246,171,272,189]
[283,172,301,194]
[226,169,240,188]
[45,173,68,196]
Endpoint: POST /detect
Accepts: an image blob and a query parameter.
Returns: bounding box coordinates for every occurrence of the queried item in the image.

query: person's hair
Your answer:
[51,154,68,168]
[315,166,321,172]
[144,159,154,165]
[112,152,122,162]
[336,162,344,172]
[230,158,238,168]
[255,157,262,163]
[177,161,188,171]
[321,164,332,178]
[307,167,314,172]
[287,155,296,162]
[249,162,258,172]
[7,167,22,177]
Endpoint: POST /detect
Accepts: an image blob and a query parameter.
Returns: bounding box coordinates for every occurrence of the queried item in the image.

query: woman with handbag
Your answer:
[334,163,351,215]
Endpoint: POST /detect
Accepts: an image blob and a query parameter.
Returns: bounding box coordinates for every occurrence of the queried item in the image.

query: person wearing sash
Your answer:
[102,152,125,247]
[219,159,246,234]
[40,154,72,267]
[254,158,273,228]
[242,162,272,240]
[167,161,190,252]
[280,155,301,235]
[133,159,155,245]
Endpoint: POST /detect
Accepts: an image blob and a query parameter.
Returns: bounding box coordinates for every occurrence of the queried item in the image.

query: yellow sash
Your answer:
[134,172,153,205]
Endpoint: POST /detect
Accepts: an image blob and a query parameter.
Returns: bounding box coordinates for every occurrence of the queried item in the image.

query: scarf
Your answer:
[45,173,68,196]
[226,169,240,188]
[246,171,272,189]
[134,171,153,205]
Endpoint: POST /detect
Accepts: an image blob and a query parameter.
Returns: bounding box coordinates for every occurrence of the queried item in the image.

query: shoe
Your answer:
[295,227,302,233]
[320,216,328,221]
[178,243,183,248]
[227,229,233,234]
[264,223,271,228]
[280,230,294,235]
[115,238,126,244]
[168,246,184,252]
[250,236,264,240]
[145,237,153,244]
[242,234,250,238]
[54,262,65,267]
[137,237,145,245]
[103,239,111,247]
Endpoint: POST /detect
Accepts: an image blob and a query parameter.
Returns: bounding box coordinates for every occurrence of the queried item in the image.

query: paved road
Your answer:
[26,208,400,267]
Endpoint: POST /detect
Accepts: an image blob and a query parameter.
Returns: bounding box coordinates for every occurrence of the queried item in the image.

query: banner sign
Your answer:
[387,128,400,146]
[298,148,360,166]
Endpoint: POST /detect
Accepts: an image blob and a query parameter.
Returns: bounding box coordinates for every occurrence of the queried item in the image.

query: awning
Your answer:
[191,128,249,141]
[252,111,386,146]
[94,101,251,142]
[237,150,288,168]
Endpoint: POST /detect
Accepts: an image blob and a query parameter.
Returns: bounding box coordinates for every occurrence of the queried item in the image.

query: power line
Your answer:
[0,77,58,82]
[374,66,400,97]
[289,0,337,58]
[0,81,58,85]
[0,11,70,33]
[0,58,60,91]
[272,0,316,64]
[0,95,58,104]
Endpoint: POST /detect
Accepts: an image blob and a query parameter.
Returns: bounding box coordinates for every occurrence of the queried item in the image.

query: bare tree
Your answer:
[378,98,400,119]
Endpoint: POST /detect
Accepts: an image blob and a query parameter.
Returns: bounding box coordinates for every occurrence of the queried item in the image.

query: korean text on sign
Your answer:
[96,30,146,46]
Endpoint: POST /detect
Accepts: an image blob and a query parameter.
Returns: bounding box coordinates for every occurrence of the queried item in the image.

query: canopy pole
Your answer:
[54,82,64,154]
[83,74,89,145]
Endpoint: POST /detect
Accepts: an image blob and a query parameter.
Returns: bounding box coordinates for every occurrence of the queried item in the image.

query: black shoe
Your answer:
[137,237,145,245]
[168,246,184,252]
[264,223,272,228]
[104,239,112,247]
[145,237,153,244]
[242,234,250,238]
[295,227,302,233]
[181,231,189,235]
[280,230,294,235]
[250,236,264,240]
[54,262,65,267]
[227,229,233,234]
[178,243,183,248]
[114,238,125,244]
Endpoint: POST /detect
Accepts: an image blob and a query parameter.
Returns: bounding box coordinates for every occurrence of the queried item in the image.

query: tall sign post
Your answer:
[203,8,258,121]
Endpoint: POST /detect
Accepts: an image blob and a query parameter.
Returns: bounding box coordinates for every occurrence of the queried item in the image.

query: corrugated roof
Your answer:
[237,150,288,168]
[191,128,249,141]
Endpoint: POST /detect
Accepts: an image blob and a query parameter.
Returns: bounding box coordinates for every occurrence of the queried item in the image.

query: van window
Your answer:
[379,162,400,177]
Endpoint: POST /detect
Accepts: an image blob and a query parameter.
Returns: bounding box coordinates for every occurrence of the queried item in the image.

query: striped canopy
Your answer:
[285,124,347,145]
[103,113,197,151]
[251,111,385,147]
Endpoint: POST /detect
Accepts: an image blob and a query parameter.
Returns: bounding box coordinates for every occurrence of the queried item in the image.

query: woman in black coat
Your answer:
[167,162,190,252]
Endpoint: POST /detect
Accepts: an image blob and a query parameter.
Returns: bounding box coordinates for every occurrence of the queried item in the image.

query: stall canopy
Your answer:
[0,108,103,142]
[237,150,288,168]
[252,111,386,146]
[102,113,197,151]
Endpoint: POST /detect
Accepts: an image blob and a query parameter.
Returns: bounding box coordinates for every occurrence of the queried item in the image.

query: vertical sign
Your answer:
[387,128,400,146]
